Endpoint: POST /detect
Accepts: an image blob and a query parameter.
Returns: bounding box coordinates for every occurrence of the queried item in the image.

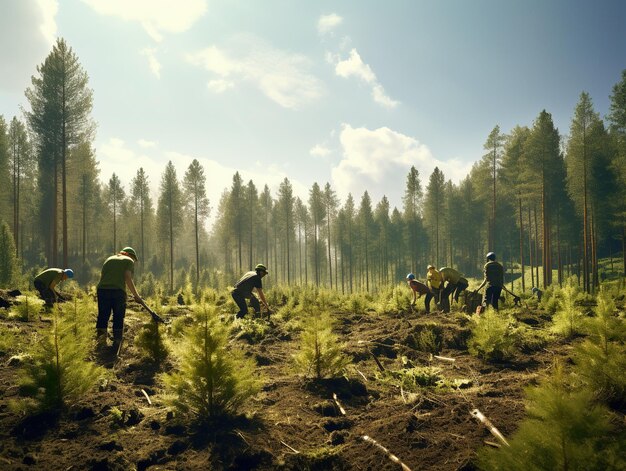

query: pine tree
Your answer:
[479,363,620,471]
[24,38,95,267]
[161,305,261,419]
[294,310,349,379]
[424,167,446,266]
[157,162,183,293]
[0,220,18,287]
[106,173,125,252]
[14,305,103,412]
[183,159,210,285]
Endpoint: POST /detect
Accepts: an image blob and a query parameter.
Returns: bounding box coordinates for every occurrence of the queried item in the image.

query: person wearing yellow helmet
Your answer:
[232,264,271,319]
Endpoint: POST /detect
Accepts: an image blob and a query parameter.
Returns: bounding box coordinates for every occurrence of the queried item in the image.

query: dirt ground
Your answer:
[0,292,604,470]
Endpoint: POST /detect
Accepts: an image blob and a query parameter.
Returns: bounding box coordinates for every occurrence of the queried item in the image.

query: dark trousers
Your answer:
[96,289,126,330]
[232,290,260,318]
[454,280,469,302]
[424,288,440,313]
[484,286,503,310]
[34,279,55,305]
[440,283,457,313]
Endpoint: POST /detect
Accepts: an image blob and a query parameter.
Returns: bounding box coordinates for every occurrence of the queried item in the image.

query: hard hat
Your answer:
[255,263,268,273]
[427,264,435,270]
[63,269,74,278]
[406,273,415,280]
[486,252,496,261]
[121,247,138,261]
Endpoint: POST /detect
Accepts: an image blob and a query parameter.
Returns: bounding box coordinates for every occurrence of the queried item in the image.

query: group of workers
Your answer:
[32,247,518,358]
[32,247,272,357]
[406,251,518,312]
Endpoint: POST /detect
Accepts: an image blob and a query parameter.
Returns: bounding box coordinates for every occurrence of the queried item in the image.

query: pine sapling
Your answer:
[551,281,585,338]
[294,310,350,379]
[160,304,261,419]
[573,288,626,405]
[13,305,104,413]
[478,362,621,471]
[468,308,519,361]
[134,320,169,363]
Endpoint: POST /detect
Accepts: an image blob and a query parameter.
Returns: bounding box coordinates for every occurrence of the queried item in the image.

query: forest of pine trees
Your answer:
[1,38,625,294]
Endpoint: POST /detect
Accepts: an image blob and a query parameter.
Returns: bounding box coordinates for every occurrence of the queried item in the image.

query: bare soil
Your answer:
[0,292,604,470]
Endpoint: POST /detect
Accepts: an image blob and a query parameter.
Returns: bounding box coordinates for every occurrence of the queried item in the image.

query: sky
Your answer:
[1,0,625,219]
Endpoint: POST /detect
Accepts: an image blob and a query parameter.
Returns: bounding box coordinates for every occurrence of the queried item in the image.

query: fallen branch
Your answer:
[369,349,385,372]
[471,409,510,447]
[140,389,152,405]
[360,435,412,471]
[332,393,346,416]
[280,440,300,454]
[355,368,369,382]
[433,355,455,363]
[400,386,407,404]
[484,440,501,448]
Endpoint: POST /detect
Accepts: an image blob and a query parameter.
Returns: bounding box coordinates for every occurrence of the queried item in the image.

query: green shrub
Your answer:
[13,306,104,412]
[0,325,21,356]
[134,321,169,363]
[10,295,44,321]
[468,309,519,361]
[551,281,585,338]
[160,304,262,419]
[572,288,626,405]
[478,363,622,471]
[382,366,443,392]
[413,325,442,354]
[293,310,350,379]
[235,318,270,344]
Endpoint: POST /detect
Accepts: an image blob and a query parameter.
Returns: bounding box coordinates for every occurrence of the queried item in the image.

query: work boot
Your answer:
[112,329,124,357]
[96,328,108,349]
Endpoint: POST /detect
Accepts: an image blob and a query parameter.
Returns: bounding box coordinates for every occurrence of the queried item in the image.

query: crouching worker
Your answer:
[95,247,147,355]
[406,273,433,313]
[33,268,74,306]
[232,264,271,319]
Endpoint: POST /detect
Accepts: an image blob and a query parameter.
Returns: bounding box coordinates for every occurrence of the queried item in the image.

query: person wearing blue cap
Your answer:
[33,268,74,306]
[406,273,434,313]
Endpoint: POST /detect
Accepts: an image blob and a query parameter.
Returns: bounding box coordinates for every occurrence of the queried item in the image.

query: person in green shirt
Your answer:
[96,247,147,353]
[33,268,74,306]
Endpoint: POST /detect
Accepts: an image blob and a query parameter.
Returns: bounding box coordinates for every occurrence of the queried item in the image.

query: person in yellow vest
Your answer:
[426,265,443,311]
[439,266,469,313]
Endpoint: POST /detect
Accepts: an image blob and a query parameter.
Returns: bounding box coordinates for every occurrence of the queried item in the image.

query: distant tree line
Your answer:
[0,38,625,294]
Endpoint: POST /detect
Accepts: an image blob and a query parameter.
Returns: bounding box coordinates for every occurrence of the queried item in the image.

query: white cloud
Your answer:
[331,124,473,207]
[310,144,331,157]
[80,0,207,42]
[317,13,343,35]
[36,0,58,44]
[335,49,376,83]
[186,35,324,109]
[207,79,234,93]
[0,0,58,91]
[137,139,157,148]
[333,48,399,109]
[140,48,161,78]
[372,84,399,109]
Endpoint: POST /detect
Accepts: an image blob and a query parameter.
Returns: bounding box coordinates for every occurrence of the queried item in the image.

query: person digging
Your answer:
[475,252,520,310]
[232,264,272,320]
[406,273,434,313]
[33,268,74,307]
[95,247,158,358]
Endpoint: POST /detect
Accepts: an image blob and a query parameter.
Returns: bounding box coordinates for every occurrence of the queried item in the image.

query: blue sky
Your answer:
[1,0,625,215]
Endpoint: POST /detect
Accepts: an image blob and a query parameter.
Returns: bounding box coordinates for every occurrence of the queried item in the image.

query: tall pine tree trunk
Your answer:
[519,197,525,292]
[528,205,534,288]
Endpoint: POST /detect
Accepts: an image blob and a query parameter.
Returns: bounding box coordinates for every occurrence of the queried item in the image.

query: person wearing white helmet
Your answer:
[33,267,74,306]
[232,264,271,319]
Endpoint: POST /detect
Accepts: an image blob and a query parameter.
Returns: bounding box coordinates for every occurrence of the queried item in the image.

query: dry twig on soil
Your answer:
[333,393,346,415]
[470,408,510,447]
[360,435,412,471]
